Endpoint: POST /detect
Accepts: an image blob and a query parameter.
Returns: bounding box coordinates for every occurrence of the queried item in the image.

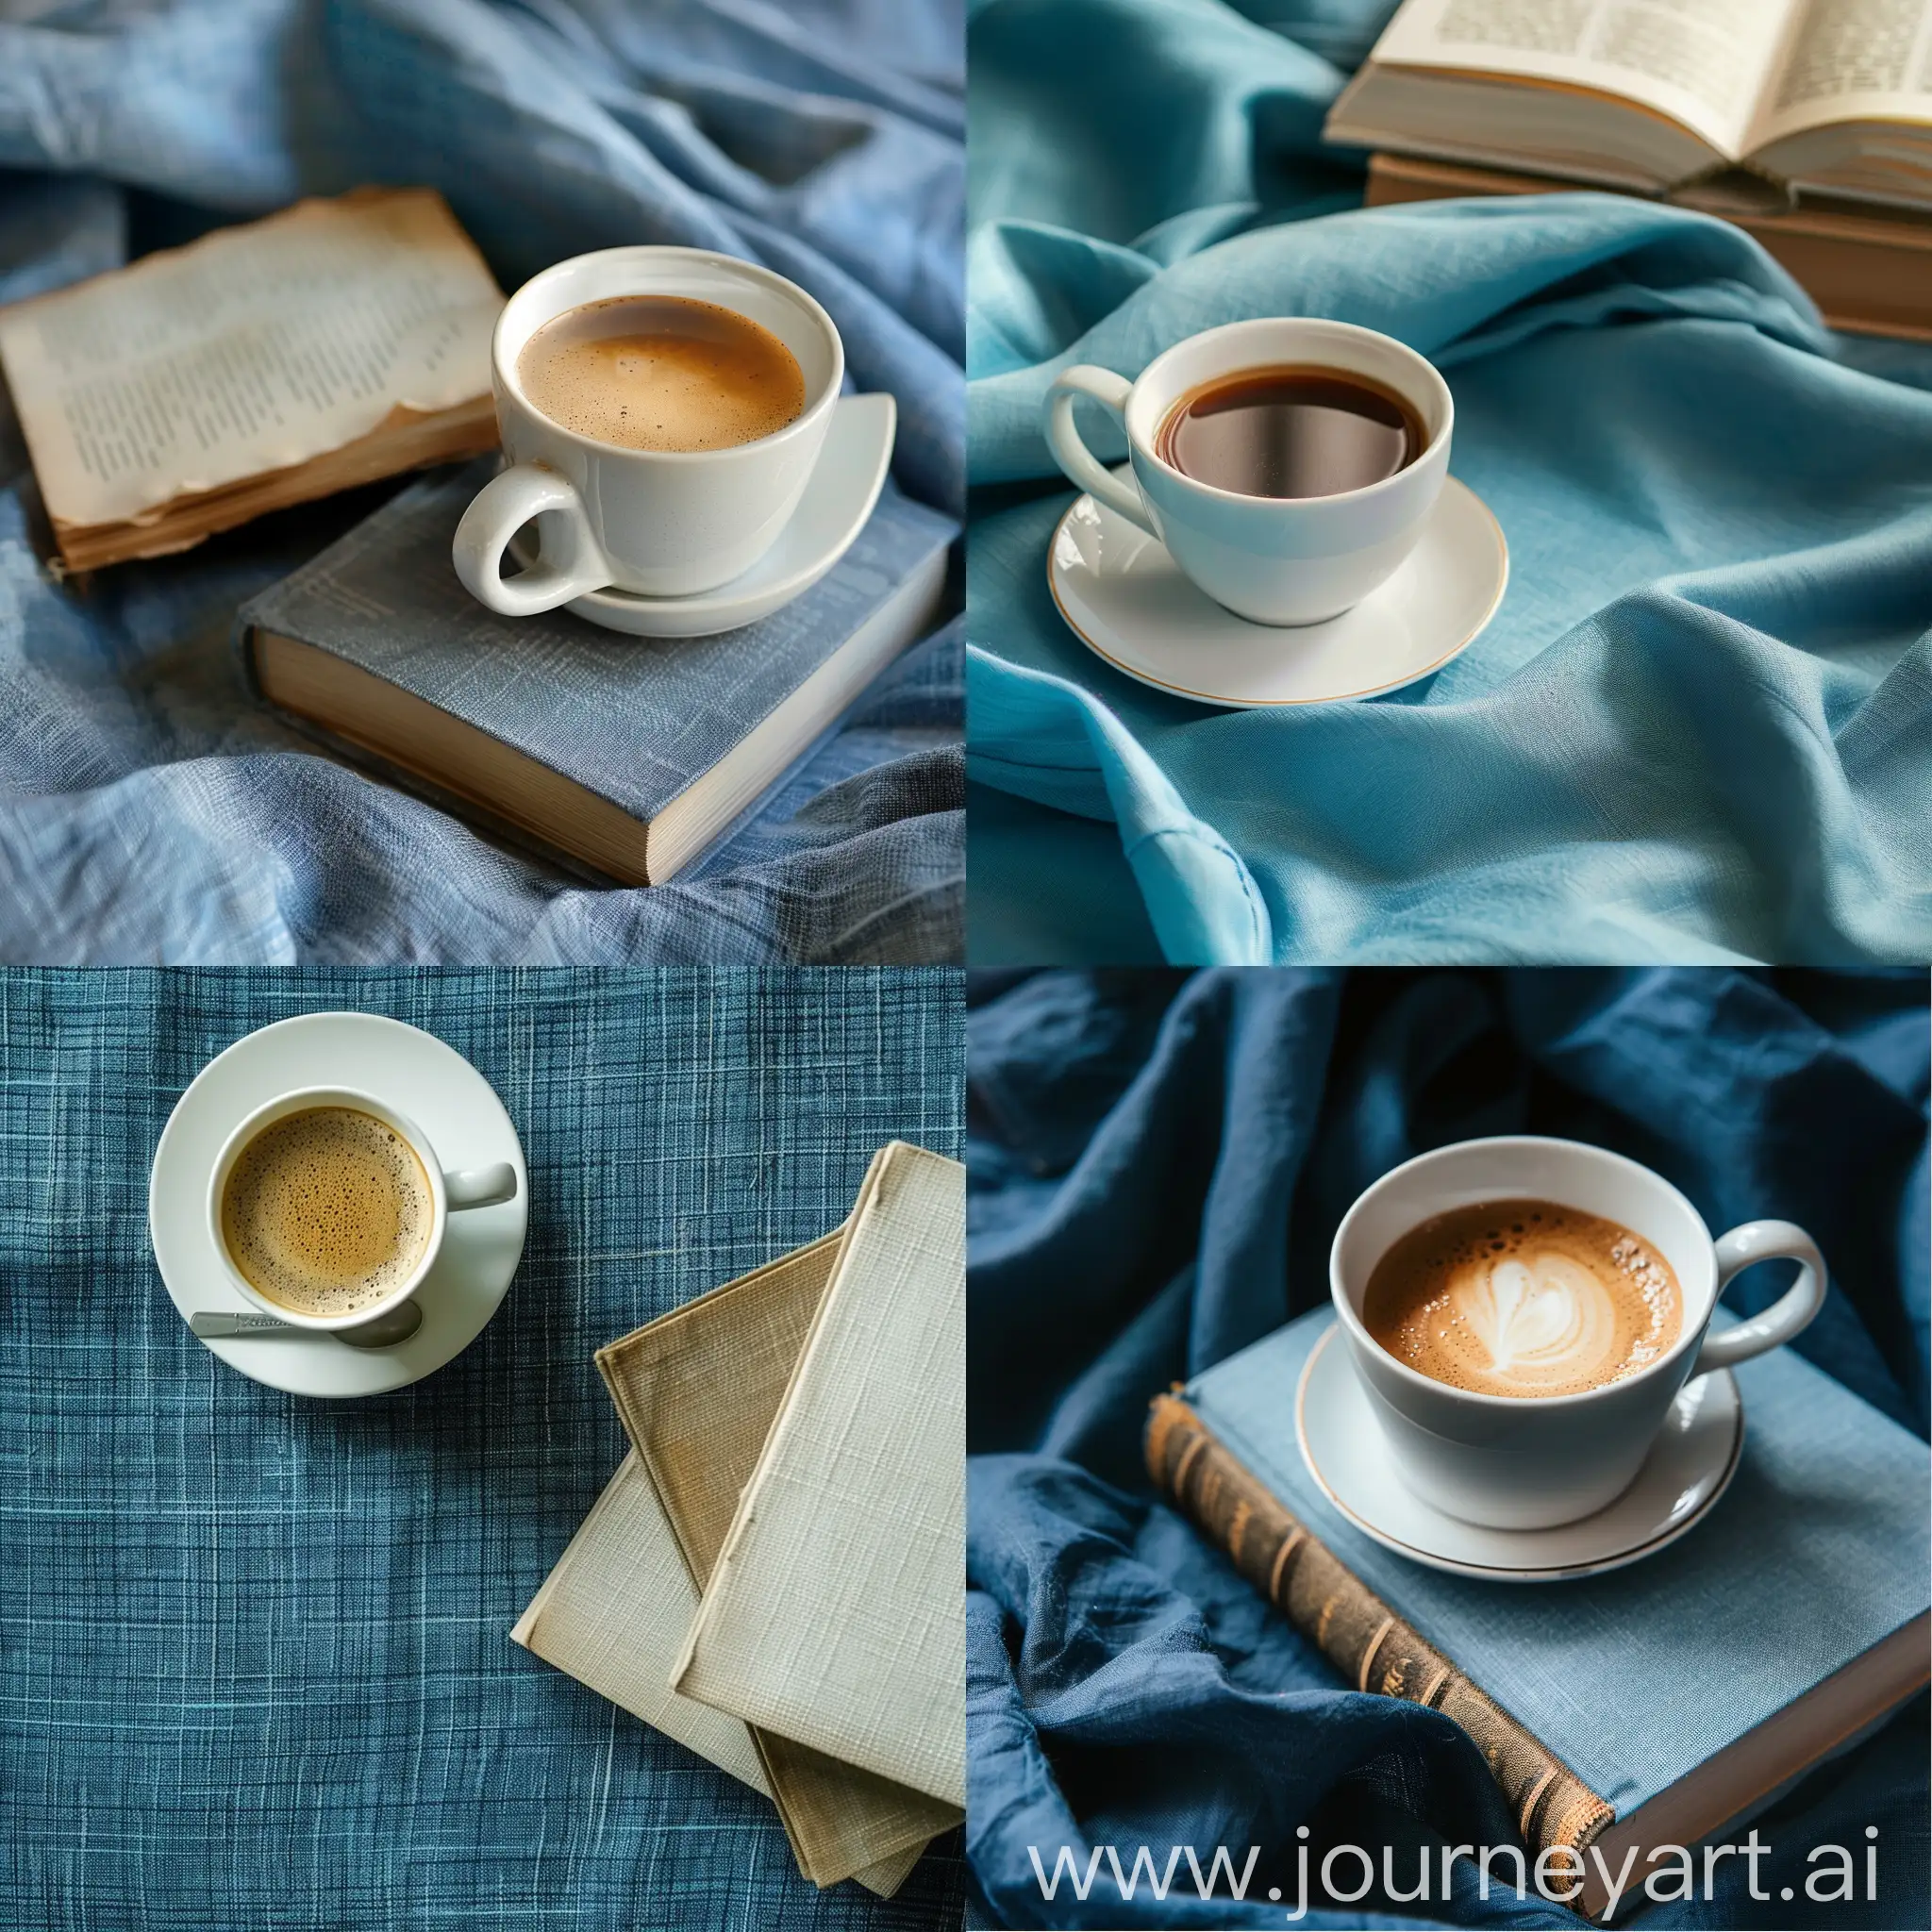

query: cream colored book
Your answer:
[510,1449,769,1794]
[597,1232,958,1893]
[0,188,502,571]
[673,1141,967,1808]
[512,1445,922,1900]
[1327,0,1932,210]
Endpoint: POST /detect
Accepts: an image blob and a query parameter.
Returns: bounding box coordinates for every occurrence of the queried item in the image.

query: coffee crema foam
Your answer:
[516,294,807,453]
[1361,1199,1681,1398]
[220,1106,432,1317]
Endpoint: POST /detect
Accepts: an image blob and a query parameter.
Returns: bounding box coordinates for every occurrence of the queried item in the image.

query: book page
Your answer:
[0,189,501,530]
[1748,0,1932,144]
[1369,0,1804,154]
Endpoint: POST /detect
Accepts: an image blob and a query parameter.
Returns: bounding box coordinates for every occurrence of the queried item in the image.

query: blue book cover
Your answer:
[236,457,957,884]
[1183,1309,1930,1868]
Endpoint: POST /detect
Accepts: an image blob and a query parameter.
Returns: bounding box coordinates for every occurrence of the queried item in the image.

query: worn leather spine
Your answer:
[1145,1392,1615,1866]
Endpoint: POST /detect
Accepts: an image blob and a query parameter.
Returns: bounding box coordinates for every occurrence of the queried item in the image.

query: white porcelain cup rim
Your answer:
[1042,317,1457,626]
[1120,318,1453,508]
[454,245,846,614]
[205,1085,516,1332]
[491,244,844,465]
[1329,1133,1820,1408]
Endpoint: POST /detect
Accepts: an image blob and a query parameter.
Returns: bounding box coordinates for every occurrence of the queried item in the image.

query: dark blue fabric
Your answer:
[0,0,964,963]
[965,967,1931,1928]
[0,966,965,1927]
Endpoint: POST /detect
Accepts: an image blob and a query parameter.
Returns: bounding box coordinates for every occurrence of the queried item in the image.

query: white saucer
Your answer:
[1294,1325,1742,1582]
[508,391,895,639]
[1047,473,1507,708]
[149,1013,528,1399]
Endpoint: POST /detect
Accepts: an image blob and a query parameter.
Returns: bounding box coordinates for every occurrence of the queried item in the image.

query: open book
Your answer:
[0,189,502,571]
[1327,0,1932,209]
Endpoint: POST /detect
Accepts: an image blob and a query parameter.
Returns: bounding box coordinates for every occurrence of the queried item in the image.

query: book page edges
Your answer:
[1583,1612,1930,1920]
[1354,0,1794,156]
[0,187,502,541]
[1327,66,1728,188]
[1363,152,1932,341]
[49,395,499,571]
[245,540,946,890]
[247,627,657,884]
[645,545,950,880]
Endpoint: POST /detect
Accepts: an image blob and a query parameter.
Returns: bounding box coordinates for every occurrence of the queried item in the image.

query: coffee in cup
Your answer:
[515,294,807,455]
[1042,317,1453,625]
[1330,1136,1827,1529]
[218,1105,434,1319]
[1155,366,1425,499]
[1360,1198,1682,1400]
[453,245,845,615]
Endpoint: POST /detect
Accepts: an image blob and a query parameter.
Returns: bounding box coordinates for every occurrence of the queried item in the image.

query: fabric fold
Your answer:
[965,0,1932,964]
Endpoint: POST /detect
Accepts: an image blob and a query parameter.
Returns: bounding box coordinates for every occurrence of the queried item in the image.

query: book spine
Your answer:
[1145,1393,1615,1863]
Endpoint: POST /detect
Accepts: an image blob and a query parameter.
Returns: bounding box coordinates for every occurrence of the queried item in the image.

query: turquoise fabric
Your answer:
[964,0,1932,965]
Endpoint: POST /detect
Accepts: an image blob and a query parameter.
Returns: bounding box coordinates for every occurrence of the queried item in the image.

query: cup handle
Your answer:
[445,1163,519,1211]
[1042,365,1158,536]
[1691,1220,1826,1374]
[452,463,611,616]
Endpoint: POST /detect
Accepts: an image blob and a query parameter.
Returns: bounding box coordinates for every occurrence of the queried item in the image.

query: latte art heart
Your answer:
[1457,1253,1621,1386]
[1361,1199,1682,1399]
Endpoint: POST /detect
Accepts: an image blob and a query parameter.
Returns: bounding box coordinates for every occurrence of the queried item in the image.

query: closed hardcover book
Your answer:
[1362,152,1932,344]
[595,1228,958,1894]
[1148,1308,1931,1921]
[510,1448,772,1795]
[235,458,956,886]
[673,1141,968,1808]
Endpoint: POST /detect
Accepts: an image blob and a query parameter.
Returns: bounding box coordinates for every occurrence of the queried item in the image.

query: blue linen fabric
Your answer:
[964,966,1931,1928]
[0,0,964,964]
[964,0,1932,966]
[0,965,965,1928]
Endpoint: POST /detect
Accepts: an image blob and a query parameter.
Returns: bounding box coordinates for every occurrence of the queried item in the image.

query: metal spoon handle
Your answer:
[191,1310,296,1337]
[189,1304,422,1348]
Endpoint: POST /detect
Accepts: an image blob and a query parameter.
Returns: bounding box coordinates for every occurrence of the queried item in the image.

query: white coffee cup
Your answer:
[453,245,844,614]
[1042,317,1453,626]
[207,1086,519,1333]
[1329,1136,1826,1530]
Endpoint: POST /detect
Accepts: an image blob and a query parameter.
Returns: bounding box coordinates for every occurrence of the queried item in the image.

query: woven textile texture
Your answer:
[0,0,963,964]
[0,966,965,1928]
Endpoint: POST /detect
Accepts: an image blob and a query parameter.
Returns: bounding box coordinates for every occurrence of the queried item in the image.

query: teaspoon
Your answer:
[189,1304,424,1348]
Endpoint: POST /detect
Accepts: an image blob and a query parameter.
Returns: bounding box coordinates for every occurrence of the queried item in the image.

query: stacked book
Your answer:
[514,1141,965,1895]
[1328,0,1932,341]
